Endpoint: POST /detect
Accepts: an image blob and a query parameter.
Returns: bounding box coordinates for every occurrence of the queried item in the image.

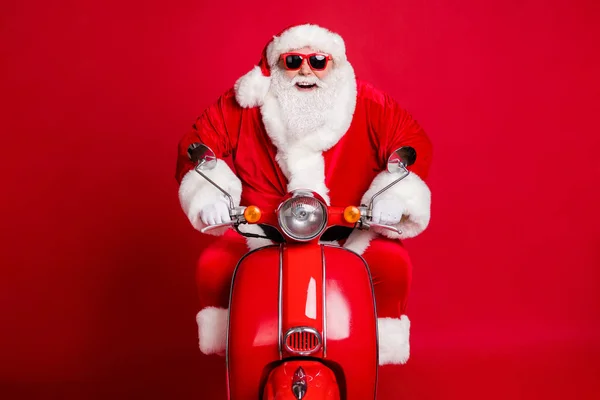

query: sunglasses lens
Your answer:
[309,55,328,70]
[284,55,303,70]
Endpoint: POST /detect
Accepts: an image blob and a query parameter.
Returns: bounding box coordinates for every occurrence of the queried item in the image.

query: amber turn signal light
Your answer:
[244,205,262,224]
[343,206,361,224]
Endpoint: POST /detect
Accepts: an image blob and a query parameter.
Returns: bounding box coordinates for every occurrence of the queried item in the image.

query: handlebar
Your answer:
[200,205,402,236]
[366,222,402,235]
[188,142,412,239]
[200,221,237,234]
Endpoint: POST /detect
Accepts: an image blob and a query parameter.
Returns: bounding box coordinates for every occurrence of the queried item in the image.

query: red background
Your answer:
[1,0,599,398]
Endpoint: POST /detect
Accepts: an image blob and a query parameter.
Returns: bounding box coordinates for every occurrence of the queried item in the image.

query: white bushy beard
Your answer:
[269,67,342,141]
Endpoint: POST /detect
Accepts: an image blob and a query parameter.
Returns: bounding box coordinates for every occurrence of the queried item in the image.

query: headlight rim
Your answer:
[276,190,328,242]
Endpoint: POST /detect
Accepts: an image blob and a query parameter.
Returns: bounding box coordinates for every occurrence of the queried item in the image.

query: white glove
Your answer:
[371,198,404,225]
[199,197,231,226]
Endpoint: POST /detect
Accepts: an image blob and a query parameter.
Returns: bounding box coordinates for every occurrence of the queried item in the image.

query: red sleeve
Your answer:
[175,89,240,184]
[368,88,433,180]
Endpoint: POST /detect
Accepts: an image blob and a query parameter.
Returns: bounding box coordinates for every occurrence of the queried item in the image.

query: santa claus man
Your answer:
[175,24,432,365]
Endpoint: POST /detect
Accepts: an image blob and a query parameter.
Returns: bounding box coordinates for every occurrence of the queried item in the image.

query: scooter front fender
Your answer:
[262,360,340,400]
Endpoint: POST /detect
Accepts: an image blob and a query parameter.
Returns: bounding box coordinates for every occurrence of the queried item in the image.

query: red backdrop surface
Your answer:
[1,0,599,398]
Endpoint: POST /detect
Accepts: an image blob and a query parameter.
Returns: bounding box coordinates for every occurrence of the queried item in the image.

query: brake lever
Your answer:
[200,221,236,234]
[364,222,403,235]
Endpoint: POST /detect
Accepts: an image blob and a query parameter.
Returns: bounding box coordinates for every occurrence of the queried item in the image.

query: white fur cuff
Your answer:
[178,160,242,235]
[196,307,228,355]
[343,229,377,255]
[378,315,411,365]
[238,223,274,251]
[361,171,431,239]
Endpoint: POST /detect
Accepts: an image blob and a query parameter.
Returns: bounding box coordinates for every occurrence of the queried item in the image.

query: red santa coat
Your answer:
[176,80,432,252]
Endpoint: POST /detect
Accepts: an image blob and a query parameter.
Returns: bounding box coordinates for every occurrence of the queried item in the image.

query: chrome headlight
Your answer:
[277,191,327,241]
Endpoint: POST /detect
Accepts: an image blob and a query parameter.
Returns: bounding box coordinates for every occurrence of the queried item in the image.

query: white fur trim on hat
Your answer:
[178,160,242,236]
[266,24,347,67]
[234,65,271,108]
[196,307,228,355]
[378,315,411,365]
[234,24,348,109]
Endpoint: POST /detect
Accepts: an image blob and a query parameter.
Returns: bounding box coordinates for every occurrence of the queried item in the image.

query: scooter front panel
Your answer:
[227,245,281,399]
[323,245,378,399]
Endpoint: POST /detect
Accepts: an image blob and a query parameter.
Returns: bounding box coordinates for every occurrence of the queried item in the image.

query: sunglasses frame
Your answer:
[280,52,333,71]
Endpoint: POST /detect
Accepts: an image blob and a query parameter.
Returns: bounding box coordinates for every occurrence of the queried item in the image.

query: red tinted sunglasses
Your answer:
[280,52,333,71]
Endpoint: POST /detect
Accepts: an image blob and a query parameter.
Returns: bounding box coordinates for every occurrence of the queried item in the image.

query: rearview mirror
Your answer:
[387,146,416,174]
[187,143,217,170]
[187,142,234,209]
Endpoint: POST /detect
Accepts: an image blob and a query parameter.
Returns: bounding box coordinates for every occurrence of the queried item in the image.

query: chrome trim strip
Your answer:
[322,245,327,358]
[283,326,323,356]
[322,244,379,397]
[276,193,329,242]
[225,244,280,395]
[278,243,283,359]
[292,366,308,399]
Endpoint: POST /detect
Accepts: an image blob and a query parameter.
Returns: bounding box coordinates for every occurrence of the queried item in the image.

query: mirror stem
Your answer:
[367,165,410,215]
[194,163,235,210]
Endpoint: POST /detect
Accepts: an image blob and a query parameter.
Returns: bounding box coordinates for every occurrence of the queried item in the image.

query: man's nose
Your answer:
[299,59,313,75]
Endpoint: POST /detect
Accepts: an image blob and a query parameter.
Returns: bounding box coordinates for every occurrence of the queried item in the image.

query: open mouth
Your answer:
[295,83,317,90]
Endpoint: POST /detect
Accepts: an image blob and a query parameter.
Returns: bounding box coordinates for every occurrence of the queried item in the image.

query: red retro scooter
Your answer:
[188,143,416,399]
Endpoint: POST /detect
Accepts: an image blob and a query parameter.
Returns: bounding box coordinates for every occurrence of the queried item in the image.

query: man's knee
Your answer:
[195,235,248,306]
[196,247,234,291]
[363,238,412,284]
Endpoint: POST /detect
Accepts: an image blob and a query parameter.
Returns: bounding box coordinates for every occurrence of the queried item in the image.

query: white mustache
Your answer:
[288,75,328,89]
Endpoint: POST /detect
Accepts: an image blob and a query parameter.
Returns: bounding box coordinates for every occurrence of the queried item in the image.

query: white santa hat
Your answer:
[234,24,349,108]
